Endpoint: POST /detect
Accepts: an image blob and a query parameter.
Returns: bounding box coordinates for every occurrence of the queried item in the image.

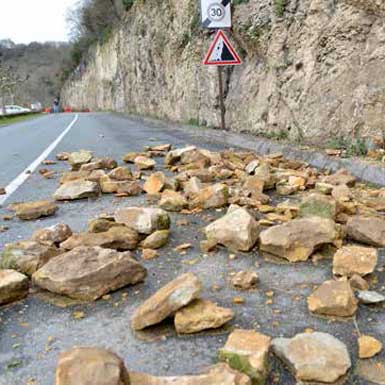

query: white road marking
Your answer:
[0,114,79,206]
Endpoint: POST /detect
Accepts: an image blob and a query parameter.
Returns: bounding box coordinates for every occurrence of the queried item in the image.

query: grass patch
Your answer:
[0,113,42,127]
[327,135,368,157]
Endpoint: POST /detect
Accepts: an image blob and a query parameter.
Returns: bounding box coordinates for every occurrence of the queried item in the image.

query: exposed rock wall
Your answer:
[61,0,385,140]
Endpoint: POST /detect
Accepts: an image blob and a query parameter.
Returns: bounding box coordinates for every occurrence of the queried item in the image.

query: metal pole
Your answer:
[217,66,226,130]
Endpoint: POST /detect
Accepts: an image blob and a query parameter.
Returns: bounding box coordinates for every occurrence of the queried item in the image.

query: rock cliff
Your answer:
[61,0,385,140]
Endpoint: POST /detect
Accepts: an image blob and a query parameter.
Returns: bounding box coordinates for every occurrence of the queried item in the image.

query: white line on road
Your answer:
[0,114,79,206]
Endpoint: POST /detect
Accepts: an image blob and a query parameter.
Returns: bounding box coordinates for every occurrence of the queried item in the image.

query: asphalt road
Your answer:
[0,113,384,385]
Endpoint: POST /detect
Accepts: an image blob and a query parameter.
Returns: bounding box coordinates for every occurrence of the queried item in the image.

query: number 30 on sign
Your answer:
[201,0,232,29]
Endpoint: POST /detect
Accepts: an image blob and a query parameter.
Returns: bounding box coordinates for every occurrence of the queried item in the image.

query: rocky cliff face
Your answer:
[61,0,385,140]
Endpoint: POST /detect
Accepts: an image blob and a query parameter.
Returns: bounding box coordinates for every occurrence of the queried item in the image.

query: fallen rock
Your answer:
[332,184,352,201]
[231,271,259,290]
[333,245,378,277]
[141,230,170,249]
[245,160,260,175]
[108,167,132,180]
[347,216,385,247]
[54,180,100,201]
[79,160,103,172]
[259,217,338,262]
[323,169,356,187]
[205,207,260,252]
[88,218,120,233]
[143,172,167,195]
[183,177,203,197]
[356,290,385,304]
[60,226,139,251]
[218,329,271,384]
[33,246,146,300]
[56,152,69,161]
[272,332,351,383]
[12,200,58,220]
[60,170,91,184]
[55,347,130,385]
[190,183,229,210]
[174,299,234,334]
[0,269,29,305]
[32,224,73,246]
[165,146,196,166]
[307,280,358,317]
[123,152,145,163]
[315,182,334,194]
[115,207,170,234]
[1,241,60,275]
[68,150,93,170]
[0,187,5,195]
[159,190,188,212]
[358,335,382,359]
[131,273,201,330]
[100,175,138,194]
[349,274,369,291]
[149,143,171,152]
[298,193,337,219]
[134,156,156,170]
[141,249,158,260]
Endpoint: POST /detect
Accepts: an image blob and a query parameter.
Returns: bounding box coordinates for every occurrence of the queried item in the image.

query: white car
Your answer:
[0,105,31,116]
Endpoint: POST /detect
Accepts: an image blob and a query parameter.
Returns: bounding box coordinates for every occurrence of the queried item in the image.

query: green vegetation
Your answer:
[233,0,250,5]
[122,0,135,10]
[327,135,368,157]
[0,113,42,127]
[274,0,286,17]
[256,129,289,141]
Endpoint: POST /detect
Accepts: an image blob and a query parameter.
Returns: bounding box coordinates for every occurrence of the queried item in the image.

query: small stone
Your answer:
[143,172,166,195]
[122,152,145,163]
[164,146,196,166]
[87,218,119,233]
[0,187,5,195]
[12,201,58,220]
[174,299,234,334]
[233,296,245,304]
[159,190,188,212]
[315,182,334,194]
[347,216,385,247]
[134,156,156,170]
[356,290,385,304]
[323,169,356,187]
[0,270,29,305]
[53,180,100,201]
[190,183,229,209]
[141,249,158,260]
[149,143,171,152]
[32,224,72,246]
[332,185,352,201]
[200,239,217,253]
[183,177,203,197]
[174,243,192,252]
[56,152,69,161]
[68,150,93,170]
[231,271,259,290]
[141,230,170,249]
[298,193,337,220]
[245,160,260,174]
[108,167,132,181]
[358,335,383,359]
[349,274,369,291]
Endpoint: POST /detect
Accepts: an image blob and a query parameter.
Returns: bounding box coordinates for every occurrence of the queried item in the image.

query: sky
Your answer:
[0,0,79,44]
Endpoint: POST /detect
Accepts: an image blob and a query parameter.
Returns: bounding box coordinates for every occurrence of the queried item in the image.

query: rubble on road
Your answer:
[68,150,93,170]
[346,216,385,247]
[358,335,383,359]
[0,269,29,305]
[11,200,58,220]
[231,271,259,290]
[53,180,100,200]
[141,230,170,249]
[31,223,73,246]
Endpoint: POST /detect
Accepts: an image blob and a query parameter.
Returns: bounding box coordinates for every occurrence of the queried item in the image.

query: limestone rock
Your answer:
[272,332,351,383]
[218,329,271,384]
[148,143,171,152]
[60,170,91,185]
[115,207,170,235]
[349,274,369,291]
[347,216,385,247]
[134,156,156,170]
[55,347,130,385]
[315,182,334,194]
[131,273,201,330]
[332,184,352,201]
[141,230,170,249]
[307,280,358,317]
[298,193,337,219]
[54,180,100,201]
[183,177,203,197]
[356,290,385,304]
[12,200,58,220]
[32,224,73,246]
[68,150,93,170]
[159,190,188,212]
[323,169,356,187]
[205,207,260,252]
[259,217,338,262]
[174,299,234,334]
[123,152,145,163]
[358,335,382,359]
[190,183,229,209]
[231,271,259,290]
[141,249,158,260]
[88,218,120,233]
[245,160,260,175]
[56,152,69,161]
[33,246,146,300]
[108,167,133,180]
[99,157,118,169]
[80,160,104,172]
[60,226,139,251]
[165,146,196,166]
[100,175,139,194]
[1,241,60,276]
[333,245,378,277]
[0,269,29,305]
[116,181,142,196]
[143,172,166,195]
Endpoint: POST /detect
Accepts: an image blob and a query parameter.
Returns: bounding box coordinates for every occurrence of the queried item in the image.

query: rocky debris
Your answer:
[245,160,260,175]
[60,170,91,185]
[272,332,351,383]
[100,175,140,195]
[349,274,369,291]
[242,176,268,201]
[12,200,58,220]
[253,163,275,190]
[68,150,93,170]
[259,217,338,262]
[356,290,385,304]
[332,184,352,201]
[298,193,337,219]
[1,241,60,276]
[99,157,118,169]
[55,347,130,385]
[54,180,100,201]
[33,246,146,301]
[148,143,172,152]
[231,271,259,290]
[346,216,385,247]
[56,152,69,161]
[131,273,201,330]
[0,187,5,195]
[79,160,104,172]
[164,146,196,166]
[141,230,170,249]
[323,169,356,187]
[333,245,377,277]
[174,299,234,334]
[315,182,334,194]
[60,226,139,251]
[0,269,29,305]
[205,207,260,252]
[141,249,158,260]
[307,280,358,317]
[88,218,120,233]
[134,156,156,170]
[358,335,383,359]
[143,172,167,195]
[108,166,133,180]
[159,190,188,212]
[122,152,145,163]
[130,363,251,385]
[190,183,228,209]
[32,224,73,246]
[116,181,142,196]
[183,177,203,197]
[115,207,170,235]
[218,329,271,384]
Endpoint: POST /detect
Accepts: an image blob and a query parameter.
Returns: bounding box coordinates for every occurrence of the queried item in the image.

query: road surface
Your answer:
[0,113,383,385]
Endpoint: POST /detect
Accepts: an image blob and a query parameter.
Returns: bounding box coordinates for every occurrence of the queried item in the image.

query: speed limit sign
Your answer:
[201,0,232,29]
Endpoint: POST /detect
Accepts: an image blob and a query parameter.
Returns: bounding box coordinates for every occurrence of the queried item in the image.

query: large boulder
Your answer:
[33,246,146,301]
[53,180,100,201]
[346,216,385,247]
[55,347,130,385]
[333,245,378,277]
[131,273,201,330]
[114,207,170,235]
[32,223,72,246]
[1,241,60,276]
[307,280,358,317]
[298,193,337,220]
[259,217,338,262]
[174,299,234,334]
[68,150,93,170]
[218,329,271,384]
[272,332,351,383]
[0,269,29,305]
[12,200,58,220]
[205,207,260,252]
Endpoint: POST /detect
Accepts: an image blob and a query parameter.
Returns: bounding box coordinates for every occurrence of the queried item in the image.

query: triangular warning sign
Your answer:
[203,30,242,66]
